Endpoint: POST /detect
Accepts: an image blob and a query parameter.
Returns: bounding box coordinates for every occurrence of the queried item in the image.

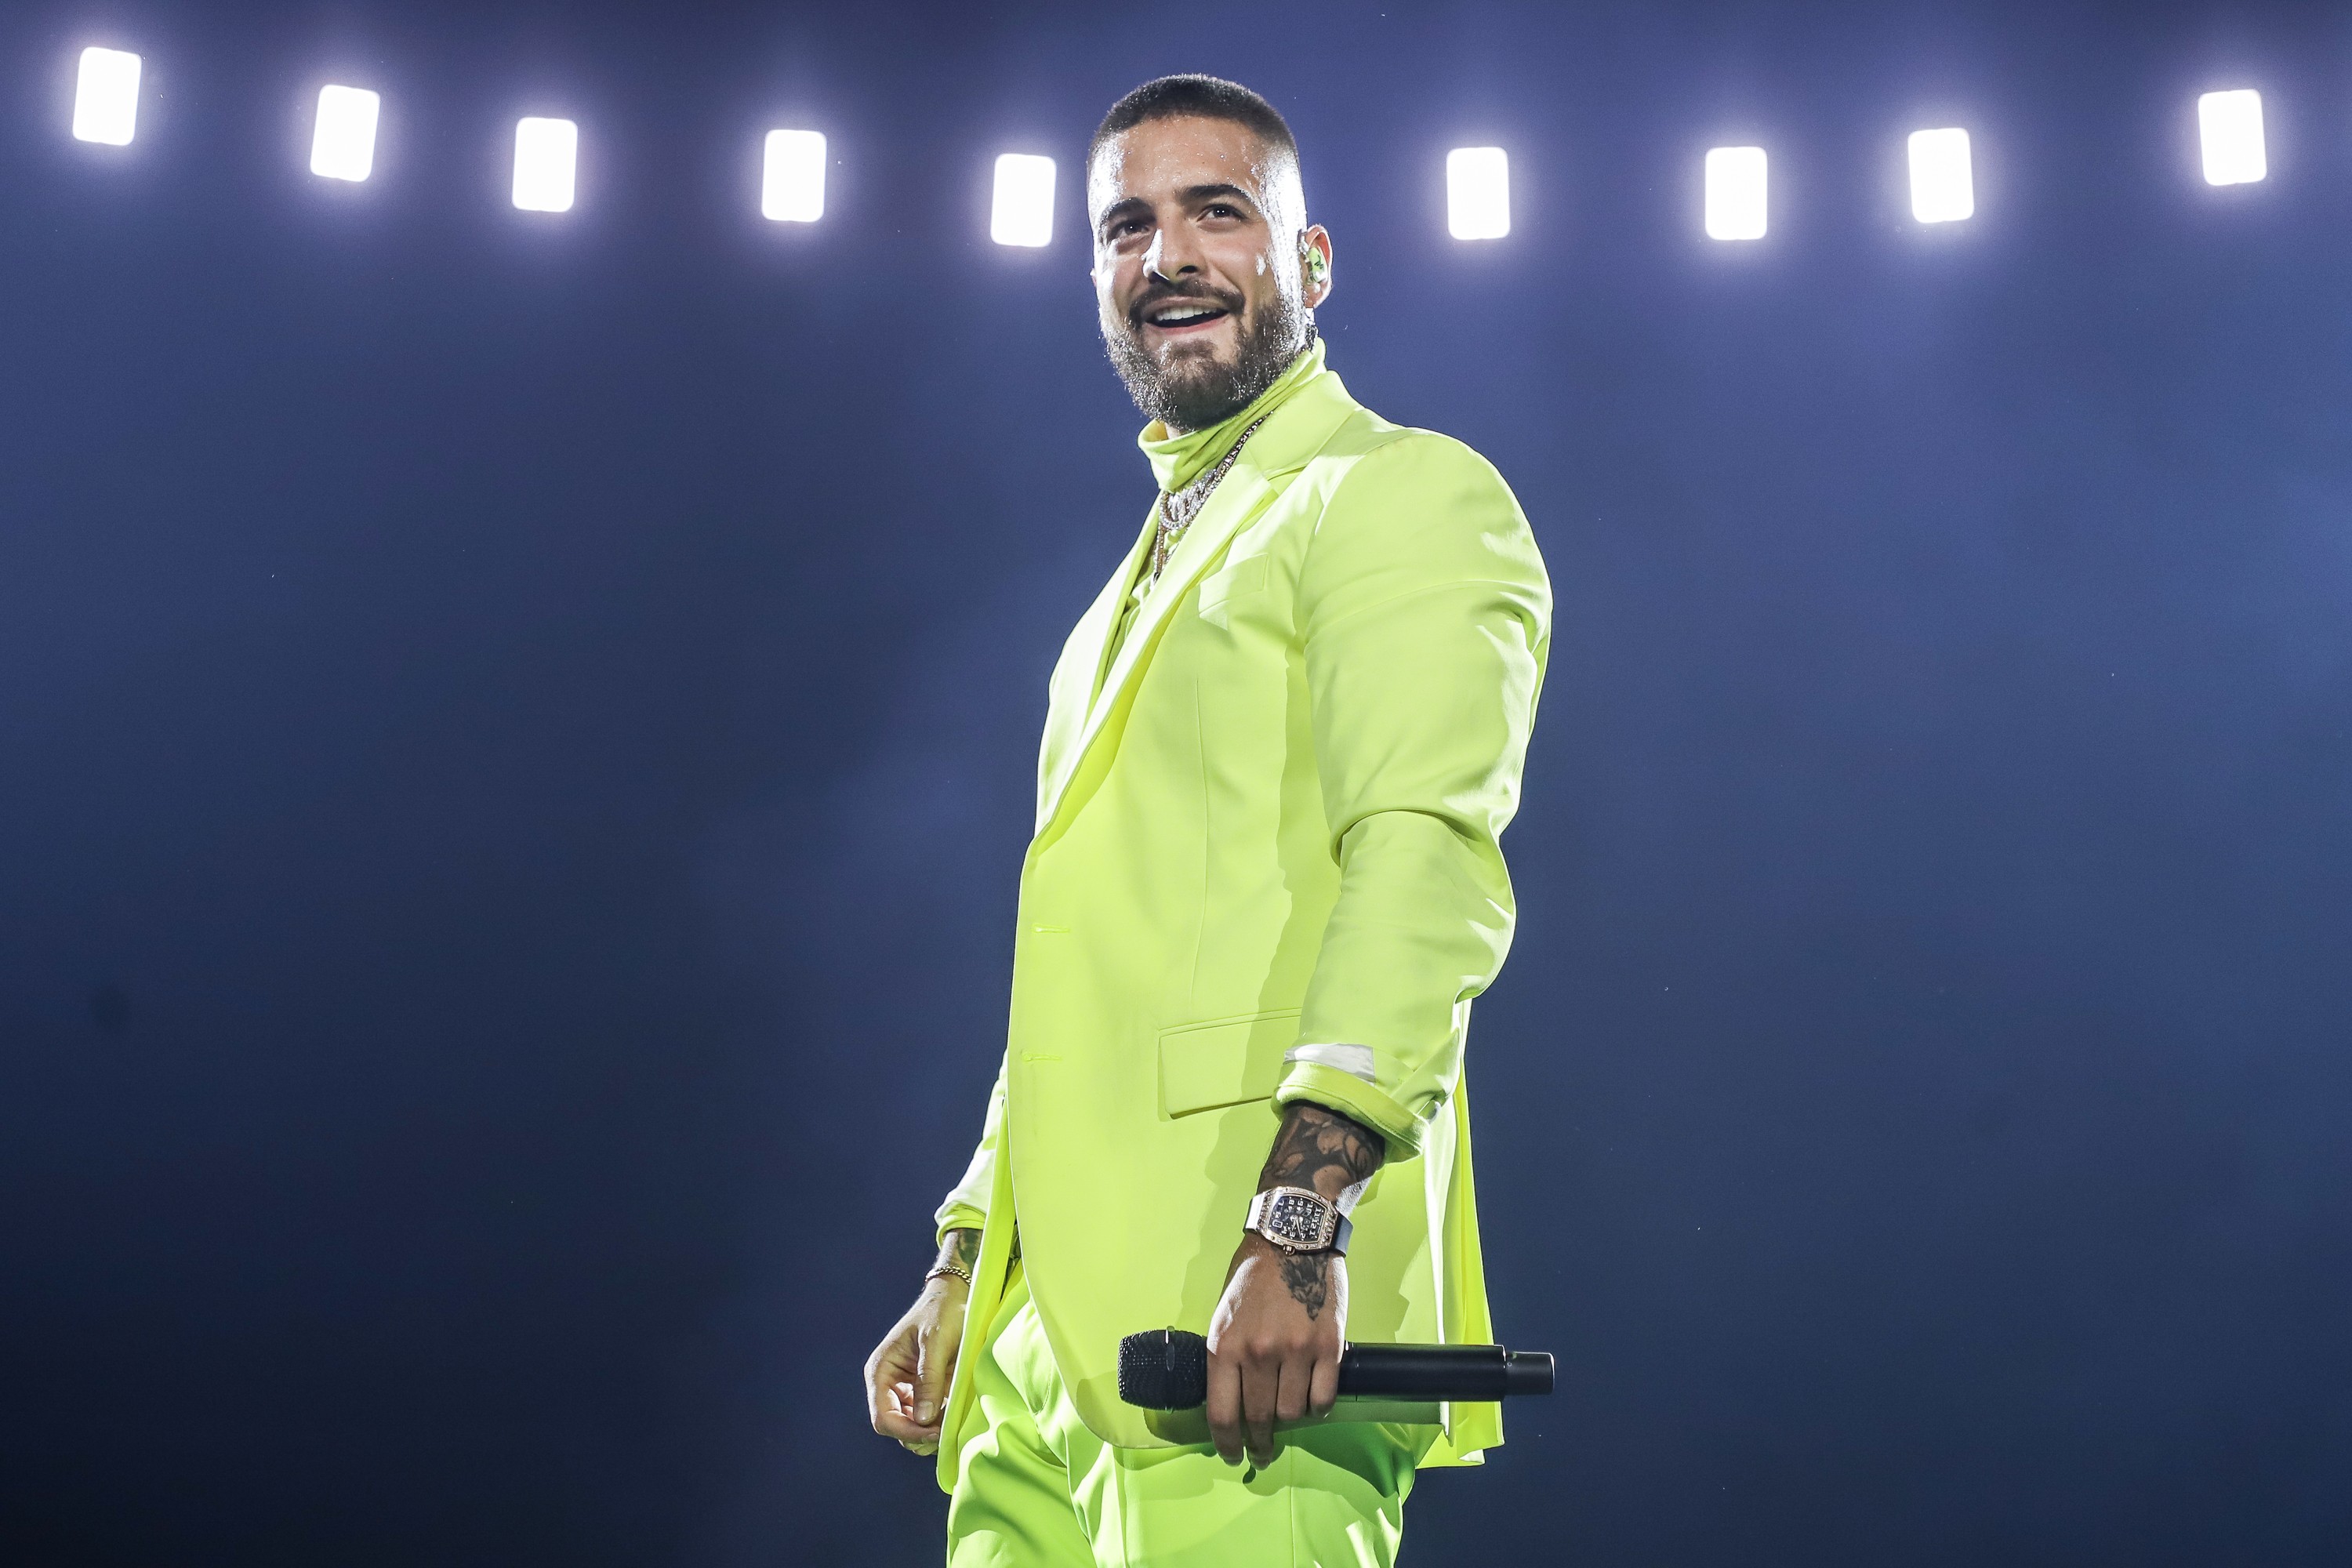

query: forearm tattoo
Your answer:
[1256,1103,1383,1316]
[934,1227,979,1277]
[1258,1102,1385,1201]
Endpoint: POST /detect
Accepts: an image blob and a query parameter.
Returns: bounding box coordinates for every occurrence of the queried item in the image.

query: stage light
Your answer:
[1704,146,1768,241]
[763,129,826,223]
[512,117,578,212]
[1907,128,1973,223]
[310,85,380,183]
[991,154,1055,248]
[2198,89,2265,186]
[1446,147,1511,240]
[72,47,140,146]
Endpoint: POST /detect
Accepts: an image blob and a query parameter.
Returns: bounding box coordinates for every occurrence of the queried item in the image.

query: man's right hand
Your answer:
[863,1229,978,1456]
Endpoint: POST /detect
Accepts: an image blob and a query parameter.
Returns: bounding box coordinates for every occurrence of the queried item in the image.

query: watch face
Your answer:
[1261,1190,1329,1249]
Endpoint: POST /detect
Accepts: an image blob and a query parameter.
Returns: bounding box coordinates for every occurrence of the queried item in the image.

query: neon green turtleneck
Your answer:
[1135,334,1327,495]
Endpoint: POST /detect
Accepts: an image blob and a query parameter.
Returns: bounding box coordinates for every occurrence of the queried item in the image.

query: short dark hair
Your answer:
[1087,74,1300,177]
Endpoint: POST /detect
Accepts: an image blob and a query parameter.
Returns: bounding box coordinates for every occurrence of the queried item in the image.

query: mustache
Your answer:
[1126,280,1245,332]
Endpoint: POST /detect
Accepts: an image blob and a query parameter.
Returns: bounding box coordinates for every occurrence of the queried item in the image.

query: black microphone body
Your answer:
[1120,1328,1555,1412]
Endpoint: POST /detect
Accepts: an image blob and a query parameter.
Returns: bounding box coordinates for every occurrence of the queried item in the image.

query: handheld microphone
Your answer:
[1119,1328,1555,1413]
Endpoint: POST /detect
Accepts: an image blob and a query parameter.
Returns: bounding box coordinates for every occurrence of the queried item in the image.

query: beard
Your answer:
[1103,281,1312,433]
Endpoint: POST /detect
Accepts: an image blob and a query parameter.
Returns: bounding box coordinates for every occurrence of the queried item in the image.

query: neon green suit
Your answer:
[935,340,1550,1562]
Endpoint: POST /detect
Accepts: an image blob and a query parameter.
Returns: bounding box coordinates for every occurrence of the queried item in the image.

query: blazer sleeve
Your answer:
[932,1051,1007,1243]
[1276,433,1551,1160]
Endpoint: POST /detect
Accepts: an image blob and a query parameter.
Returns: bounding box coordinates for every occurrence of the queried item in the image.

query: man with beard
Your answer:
[863,75,1550,1566]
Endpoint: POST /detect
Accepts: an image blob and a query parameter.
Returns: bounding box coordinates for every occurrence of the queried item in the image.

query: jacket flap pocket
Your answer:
[1159,1009,1300,1119]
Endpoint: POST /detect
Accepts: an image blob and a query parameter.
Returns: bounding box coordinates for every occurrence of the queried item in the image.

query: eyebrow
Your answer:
[1178,182,1258,210]
[1094,183,1263,234]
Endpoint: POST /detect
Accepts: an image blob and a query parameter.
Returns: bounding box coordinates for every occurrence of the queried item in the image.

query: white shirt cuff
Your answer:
[1283,1041,1377,1083]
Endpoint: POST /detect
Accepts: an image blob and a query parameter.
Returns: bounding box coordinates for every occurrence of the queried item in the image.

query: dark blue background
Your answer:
[3,1,2347,1562]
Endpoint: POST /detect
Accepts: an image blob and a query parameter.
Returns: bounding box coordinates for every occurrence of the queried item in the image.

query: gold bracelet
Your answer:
[925,1261,973,1287]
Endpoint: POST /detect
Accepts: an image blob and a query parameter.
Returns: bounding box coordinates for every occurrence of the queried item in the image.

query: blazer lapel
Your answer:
[1033,466,1276,835]
[1033,518,1155,832]
[1032,365,1365,838]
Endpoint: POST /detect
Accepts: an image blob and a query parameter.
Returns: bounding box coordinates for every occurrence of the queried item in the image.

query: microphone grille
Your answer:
[1117,1327,1209,1410]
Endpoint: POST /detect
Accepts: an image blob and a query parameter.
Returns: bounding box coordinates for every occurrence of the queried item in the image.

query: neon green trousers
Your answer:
[946,1269,1429,1567]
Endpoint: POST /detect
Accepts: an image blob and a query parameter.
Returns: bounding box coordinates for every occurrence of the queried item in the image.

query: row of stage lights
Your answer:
[68,45,2281,246]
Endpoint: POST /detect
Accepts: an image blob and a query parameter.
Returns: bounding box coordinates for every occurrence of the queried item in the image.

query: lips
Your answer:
[1135,292,1236,336]
[1147,303,1228,329]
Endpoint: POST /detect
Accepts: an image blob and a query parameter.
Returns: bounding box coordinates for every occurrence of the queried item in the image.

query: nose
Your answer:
[1142,223,1202,284]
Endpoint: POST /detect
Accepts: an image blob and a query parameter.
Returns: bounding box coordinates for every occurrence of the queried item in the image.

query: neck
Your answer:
[1136,330,1326,497]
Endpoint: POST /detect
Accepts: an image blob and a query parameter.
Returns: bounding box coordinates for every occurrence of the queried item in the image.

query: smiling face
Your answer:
[1089,114,1333,434]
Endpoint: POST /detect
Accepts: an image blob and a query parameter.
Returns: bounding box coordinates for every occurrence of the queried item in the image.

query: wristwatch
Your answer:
[1246,1186,1354,1255]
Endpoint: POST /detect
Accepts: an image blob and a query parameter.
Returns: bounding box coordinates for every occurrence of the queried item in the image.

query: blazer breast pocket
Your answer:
[1158,1008,1300,1119]
[1196,553,1270,629]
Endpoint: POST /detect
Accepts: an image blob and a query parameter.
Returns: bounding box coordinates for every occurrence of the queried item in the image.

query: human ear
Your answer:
[1298,227,1334,308]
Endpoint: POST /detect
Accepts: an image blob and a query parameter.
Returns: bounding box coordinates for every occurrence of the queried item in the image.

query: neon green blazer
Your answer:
[933,340,1550,1485]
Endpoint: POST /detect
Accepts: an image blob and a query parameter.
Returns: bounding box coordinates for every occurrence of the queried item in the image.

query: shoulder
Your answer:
[1290,415,1548,619]
[1298,414,1536,566]
[1304,414,1523,522]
